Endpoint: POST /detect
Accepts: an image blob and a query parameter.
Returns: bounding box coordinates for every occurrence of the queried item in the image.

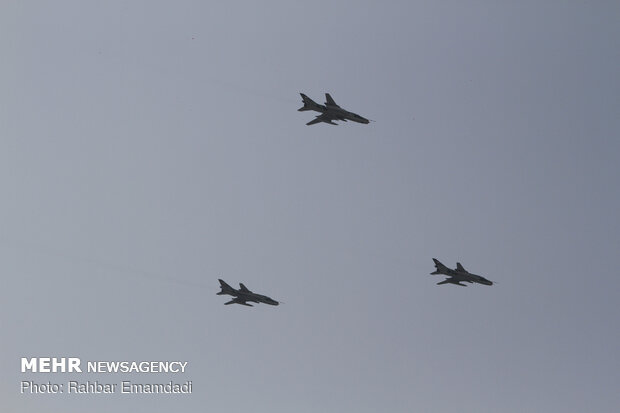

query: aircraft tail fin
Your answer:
[431,258,445,274]
[217,279,236,295]
[298,93,326,112]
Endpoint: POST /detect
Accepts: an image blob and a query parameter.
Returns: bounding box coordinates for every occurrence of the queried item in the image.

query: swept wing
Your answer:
[225,297,253,306]
[307,113,338,126]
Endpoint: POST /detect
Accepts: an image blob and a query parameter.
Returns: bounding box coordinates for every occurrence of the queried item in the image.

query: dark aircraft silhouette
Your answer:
[431,258,493,286]
[217,279,279,306]
[298,93,370,126]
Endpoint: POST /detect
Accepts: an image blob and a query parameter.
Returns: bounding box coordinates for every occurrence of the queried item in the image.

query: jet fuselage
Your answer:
[235,291,279,306]
[298,93,369,125]
[324,104,370,124]
[431,258,493,286]
[217,279,279,306]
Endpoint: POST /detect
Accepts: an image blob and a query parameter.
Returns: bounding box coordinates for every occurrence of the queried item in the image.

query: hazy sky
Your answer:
[2,1,619,412]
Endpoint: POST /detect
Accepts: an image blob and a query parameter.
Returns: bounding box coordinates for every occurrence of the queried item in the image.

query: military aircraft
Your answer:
[431,258,493,286]
[298,93,370,126]
[217,279,280,306]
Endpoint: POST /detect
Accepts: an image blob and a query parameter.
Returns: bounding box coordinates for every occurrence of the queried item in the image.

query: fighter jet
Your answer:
[217,279,280,306]
[298,93,370,126]
[430,258,493,286]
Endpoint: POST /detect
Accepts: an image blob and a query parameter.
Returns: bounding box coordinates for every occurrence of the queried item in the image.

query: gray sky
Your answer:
[2,1,619,412]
